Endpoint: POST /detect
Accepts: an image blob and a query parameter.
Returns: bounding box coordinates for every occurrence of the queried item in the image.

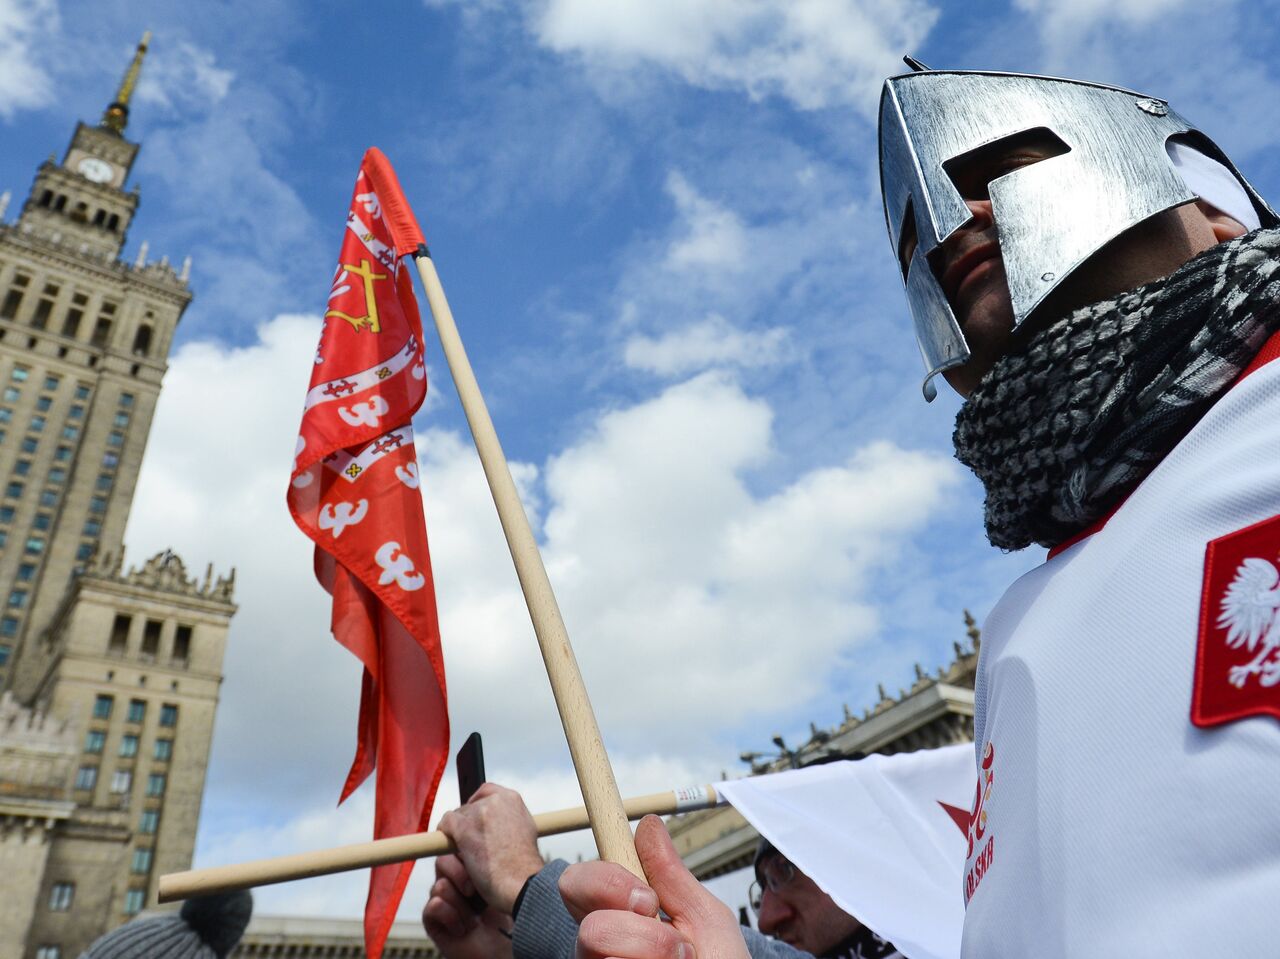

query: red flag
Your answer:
[288,149,446,959]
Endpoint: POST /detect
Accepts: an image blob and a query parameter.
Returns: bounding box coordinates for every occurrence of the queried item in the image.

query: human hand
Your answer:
[561,816,751,959]
[437,782,546,915]
[423,852,514,959]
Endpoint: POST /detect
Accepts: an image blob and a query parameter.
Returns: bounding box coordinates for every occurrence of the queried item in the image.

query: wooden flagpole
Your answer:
[158,785,719,903]
[411,250,645,880]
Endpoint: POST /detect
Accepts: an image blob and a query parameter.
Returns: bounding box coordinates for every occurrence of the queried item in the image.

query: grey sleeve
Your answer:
[510,861,814,959]
[743,929,816,959]
[511,859,577,959]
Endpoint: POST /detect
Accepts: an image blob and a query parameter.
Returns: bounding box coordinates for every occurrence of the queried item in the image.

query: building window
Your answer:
[107,431,124,447]
[35,947,60,959]
[0,506,12,523]
[153,738,172,761]
[82,520,101,537]
[146,773,165,797]
[89,495,106,514]
[0,618,16,638]
[173,624,192,663]
[53,446,70,461]
[93,694,113,718]
[11,366,28,382]
[1,275,30,319]
[126,699,145,723]
[123,889,145,915]
[159,703,178,727]
[25,537,44,554]
[96,473,113,491]
[138,809,159,834]
[110,769,132,793]
[0,408,10,424]
[31,283,58,329]
[63,305,83,338]
[141,619,161,657]
[119,392,134,408]
[113,411,129,428]
[0,530,7,548]
[39,489,56,506]
[34,395,51,412]
[8,589,27,608]
[91,317,112,349]
[32,513,50,531]
[48,881,74,911]
[74,384,89,401]
[16,563,35,581]
[61,425,78,440]
[2,386,17,401]
[84,730,105,753]
[48,468,65,484]
[131,847,153,874]
[76,542,93,561]
[28,414,44,432]
[108,613,129,653]
[13,459,29,475]
[43,375,59,391]
[5,481,21,498]
[118,734,138,758]
[102,452,119,468]
[20,436,36,453]
[0,643,10,665]
[67,404,83,419]
[74,765,97,790]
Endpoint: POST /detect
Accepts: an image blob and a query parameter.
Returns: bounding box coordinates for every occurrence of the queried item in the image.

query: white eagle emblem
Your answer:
[1217,556,1280,689]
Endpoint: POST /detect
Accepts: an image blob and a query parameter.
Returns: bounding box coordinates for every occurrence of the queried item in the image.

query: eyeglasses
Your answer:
[748,857,796,913]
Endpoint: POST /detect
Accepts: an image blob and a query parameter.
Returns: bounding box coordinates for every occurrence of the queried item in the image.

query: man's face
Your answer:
[897,133,1244,397]
[754,854,863,955]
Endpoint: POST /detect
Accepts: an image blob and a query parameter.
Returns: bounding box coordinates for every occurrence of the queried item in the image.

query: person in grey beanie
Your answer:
[77,890,252,959]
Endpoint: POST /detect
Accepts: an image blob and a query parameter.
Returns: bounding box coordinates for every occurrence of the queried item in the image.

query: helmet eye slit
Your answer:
[941,127,1071,203]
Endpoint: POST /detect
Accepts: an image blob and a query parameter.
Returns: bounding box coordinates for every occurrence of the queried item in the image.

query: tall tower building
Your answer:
[0,35,237,959]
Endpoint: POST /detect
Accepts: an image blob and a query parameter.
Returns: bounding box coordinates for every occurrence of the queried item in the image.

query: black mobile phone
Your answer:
[456,732,489,913]
[457,731,486,804]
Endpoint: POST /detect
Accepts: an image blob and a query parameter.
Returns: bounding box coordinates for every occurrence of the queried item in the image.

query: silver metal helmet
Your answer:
[878,69,1277,400]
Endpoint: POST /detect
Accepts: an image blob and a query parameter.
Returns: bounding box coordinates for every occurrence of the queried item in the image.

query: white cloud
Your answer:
[136,39,234,112]
[128,314,957,917]
[665,171,750,271]
[624,315,793,376]
[0,0,56,119]
[533,0,939,115]
[1015,0,1192,34]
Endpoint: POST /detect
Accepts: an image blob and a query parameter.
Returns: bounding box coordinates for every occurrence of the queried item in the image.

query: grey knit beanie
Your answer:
[77,891,253,958]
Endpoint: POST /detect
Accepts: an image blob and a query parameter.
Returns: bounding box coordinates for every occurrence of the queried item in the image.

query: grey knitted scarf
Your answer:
[954,227,1280,551]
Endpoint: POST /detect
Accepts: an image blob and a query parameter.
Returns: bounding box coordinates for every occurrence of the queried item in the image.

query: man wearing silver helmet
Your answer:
[555,65,1280,959]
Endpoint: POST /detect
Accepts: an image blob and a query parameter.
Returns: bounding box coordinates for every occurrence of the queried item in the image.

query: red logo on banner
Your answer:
[1192,513,1280,728]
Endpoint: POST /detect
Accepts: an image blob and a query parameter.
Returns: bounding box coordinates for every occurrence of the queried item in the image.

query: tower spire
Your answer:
[100,31,151,136]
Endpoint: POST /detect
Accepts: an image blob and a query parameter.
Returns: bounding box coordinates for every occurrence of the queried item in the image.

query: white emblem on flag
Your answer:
[338,395,390,428]
[318,500,370,538]
[375,541,426,591]
[411,361,425,380]
[355,191,382,219]
[395,462,420,489]
[1217,556,1280,689]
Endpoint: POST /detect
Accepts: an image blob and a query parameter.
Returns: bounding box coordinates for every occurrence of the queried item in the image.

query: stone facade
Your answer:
[668,615,980,881]
[0,35,239,959]
[232,916,437,958]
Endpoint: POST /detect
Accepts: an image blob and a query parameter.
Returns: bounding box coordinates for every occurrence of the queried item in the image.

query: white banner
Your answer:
[717,745,974,959]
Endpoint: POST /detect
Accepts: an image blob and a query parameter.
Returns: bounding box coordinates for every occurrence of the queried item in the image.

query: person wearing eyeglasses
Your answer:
[750,840,900,959]
[422,784,861,959]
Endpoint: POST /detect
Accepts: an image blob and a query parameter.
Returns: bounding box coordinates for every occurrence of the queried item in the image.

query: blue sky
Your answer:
[3,0,1280,923]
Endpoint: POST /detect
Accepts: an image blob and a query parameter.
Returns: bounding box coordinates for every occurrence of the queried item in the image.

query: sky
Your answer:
[3,0,1280,927]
